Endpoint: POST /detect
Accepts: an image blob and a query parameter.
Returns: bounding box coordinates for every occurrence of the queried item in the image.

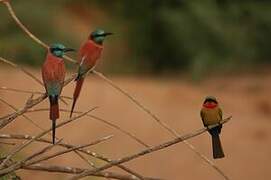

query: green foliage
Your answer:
[94,0,271,76]
[1,0,271,76]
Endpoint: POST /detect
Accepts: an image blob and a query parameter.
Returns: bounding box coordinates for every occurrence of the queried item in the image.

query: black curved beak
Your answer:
[104,32,113,36]
[64,48,76,52]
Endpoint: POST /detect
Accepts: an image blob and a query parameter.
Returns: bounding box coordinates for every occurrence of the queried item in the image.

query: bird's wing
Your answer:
[42,60,65,96]
[200,109,207,127]
[218,107,223,121]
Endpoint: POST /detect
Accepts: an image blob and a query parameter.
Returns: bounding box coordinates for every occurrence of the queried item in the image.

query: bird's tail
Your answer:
[210,127,225,159]
[52,119,56,144]
[70,77,85,118]
[49,96,59,144]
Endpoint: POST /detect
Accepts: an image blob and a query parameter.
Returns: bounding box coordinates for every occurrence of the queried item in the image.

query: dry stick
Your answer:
[26,108,150,179]
[26,137,113,167]
[22,164,162,180]
[0,84,145,178]
[2,140,63,173]
[2,0,77,64]
[0,136,113,176]
[0,56,70,105]
[27,108,149,148]
[0,57,43,86]
[0,155,153,180]
[0,93,47,129]
[0,140,62,178]
[1,1,228,179]
[71,117,232,180]
[0,73,75,128]
[0,134,149,180]
[18,108,144,179]
[92,70,229,179]
[1,1,48,48]
[0,99,97,171]
[0,107,97,169]
[0,142,16,146]
[21,139,63,164]
[0,97,48,132]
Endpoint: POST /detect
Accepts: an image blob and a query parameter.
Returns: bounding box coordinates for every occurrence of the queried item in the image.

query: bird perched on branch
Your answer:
[42,43,75,144]
[200,96,225,159]
[70,29,113,118]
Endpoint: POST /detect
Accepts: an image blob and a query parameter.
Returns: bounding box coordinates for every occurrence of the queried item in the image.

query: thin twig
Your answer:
[0,136,113,176]
[22,164,162,180]
[0,94,47,129]
[92,70,229,179]
[0,107,97,169]
[0,74,76,129]
[0,97,99,172]
[0,57,43,86]
[0,141,16,146]
[26,136,113,166]
[70,117,232,180]
[1,1,48,48]
[27,108,149,148]
[0,134,147,180]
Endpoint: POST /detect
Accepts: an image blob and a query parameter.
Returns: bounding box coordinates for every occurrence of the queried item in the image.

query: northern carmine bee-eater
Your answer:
[42,43,75,144]
[200,96,225,159]
[70,29,113,118]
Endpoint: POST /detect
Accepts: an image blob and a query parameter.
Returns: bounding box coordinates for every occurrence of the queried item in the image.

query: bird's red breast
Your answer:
[42,51,65,90]
[203,102,218,109]
[78,40,103,70]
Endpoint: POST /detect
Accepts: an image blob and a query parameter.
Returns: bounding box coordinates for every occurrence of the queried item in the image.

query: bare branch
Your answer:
[0,141,16,146]
[0,73,76,129]
[0,136,113,176]
[70,117,232,180]
[0,57,43,86]
[0,107,97,169]
[0,134,147,180]
[26,135,113,166]
[27,108,149,148]
[1,1,48,48]
[0,94,47,129]
[91,70,230,179]
[23,164,163,180]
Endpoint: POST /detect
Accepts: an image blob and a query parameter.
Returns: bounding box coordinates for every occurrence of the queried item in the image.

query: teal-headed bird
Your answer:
[70,29,112,118]
[200,96,225,159]
[42,43,75,144]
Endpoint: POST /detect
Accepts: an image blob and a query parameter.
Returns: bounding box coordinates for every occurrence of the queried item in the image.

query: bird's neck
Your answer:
[88,39,104,49]
[203,103,218,109]
[47,51,63,61]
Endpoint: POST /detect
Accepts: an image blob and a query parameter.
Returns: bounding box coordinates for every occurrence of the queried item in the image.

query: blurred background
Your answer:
[1,0,271,180]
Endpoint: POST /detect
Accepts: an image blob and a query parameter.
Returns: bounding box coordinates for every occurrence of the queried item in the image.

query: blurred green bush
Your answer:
[0,0,271,77]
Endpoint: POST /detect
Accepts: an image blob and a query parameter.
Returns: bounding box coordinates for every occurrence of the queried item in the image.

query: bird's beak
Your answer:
[64,48,75,52]
[104,32,113,36]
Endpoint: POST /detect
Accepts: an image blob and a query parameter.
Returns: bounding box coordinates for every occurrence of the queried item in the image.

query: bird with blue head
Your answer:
[42,43,75,144]
[70,29,113,118]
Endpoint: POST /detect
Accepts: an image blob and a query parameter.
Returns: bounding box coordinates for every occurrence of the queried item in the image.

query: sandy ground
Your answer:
[0,67,271,180]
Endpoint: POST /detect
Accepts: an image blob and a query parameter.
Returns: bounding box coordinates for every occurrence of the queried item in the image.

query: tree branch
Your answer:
[70,117,232,180]
[23,163,163,180]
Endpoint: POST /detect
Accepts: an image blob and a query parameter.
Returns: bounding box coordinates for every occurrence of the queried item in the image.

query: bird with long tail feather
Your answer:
[42,43,75,144]
[70,29,112,118]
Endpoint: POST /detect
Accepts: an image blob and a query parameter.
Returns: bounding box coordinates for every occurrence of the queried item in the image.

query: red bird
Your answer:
[42,43,74,144]
[70,29,112,117]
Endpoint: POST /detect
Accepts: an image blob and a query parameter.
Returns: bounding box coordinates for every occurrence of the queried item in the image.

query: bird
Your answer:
[70,29,113,118]
[200,96,225,159]
[42,43,75,144]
